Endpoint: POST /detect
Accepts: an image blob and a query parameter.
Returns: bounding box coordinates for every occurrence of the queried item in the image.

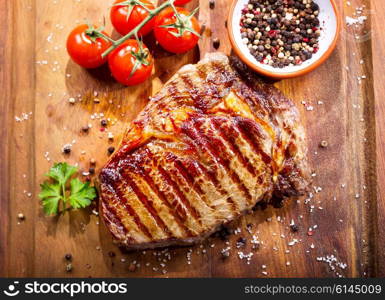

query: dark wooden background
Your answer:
[0,0,384,277]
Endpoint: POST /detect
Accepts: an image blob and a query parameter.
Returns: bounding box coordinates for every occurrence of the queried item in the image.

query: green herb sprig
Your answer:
[39,162,97,216]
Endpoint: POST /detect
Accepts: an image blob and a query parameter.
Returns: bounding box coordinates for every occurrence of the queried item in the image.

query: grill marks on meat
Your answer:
[99,53,310,249]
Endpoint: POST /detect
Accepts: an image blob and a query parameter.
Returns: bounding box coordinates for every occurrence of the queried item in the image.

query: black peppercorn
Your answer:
[108,147,115,154]
[236,237,247,248]
[311,3,319,11]
[212,37,220,49]
[65,253,72,261]
[63,145,71,154]
[290,224,299,232]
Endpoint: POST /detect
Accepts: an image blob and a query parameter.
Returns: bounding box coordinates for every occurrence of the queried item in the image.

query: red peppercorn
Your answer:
[268,30,277,37]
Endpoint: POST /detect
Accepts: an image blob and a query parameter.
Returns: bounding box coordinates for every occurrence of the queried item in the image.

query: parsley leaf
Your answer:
[45,162,77,186]
[38,162,96,216]
[69,179,97,209]
[39,181,62,215]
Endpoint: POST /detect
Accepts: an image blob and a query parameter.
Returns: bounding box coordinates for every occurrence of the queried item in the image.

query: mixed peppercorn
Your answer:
[240,0,321,68]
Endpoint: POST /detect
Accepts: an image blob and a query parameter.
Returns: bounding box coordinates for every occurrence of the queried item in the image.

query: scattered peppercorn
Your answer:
[108,146,115,154]
[101,119,107,127]
[65,253,72,261]
[108,251,116,258]
[319,140,328,148]
[240,0,321,68]
[62,144,71,154]
[290,224,299,232]
[89,167,95,174]
[81,126,89,133]
[236,237,247,248]
[213,37,220,49]
[209,0,215,10]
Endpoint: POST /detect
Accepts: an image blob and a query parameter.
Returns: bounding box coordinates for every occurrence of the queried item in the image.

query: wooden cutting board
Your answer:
[1,0,384,277]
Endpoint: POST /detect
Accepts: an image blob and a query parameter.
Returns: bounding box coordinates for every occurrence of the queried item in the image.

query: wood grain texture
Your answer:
[372,0,385,277]
[0,0,382,278]
[0,0,12,277]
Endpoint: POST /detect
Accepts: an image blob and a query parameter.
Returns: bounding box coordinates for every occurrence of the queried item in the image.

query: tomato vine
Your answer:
[101,0,199,57]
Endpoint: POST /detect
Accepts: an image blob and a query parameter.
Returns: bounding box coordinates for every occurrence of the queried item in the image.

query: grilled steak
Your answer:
[99,53,310,250]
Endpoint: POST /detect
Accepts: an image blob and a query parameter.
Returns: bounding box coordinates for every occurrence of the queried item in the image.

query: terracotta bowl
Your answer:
[227,0,341,79]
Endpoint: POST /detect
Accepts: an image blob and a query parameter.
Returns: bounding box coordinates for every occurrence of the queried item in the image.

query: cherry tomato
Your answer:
[66,24,112,69]
[108,40,154,86]
[174,0,192,5]
[110,0,155,36]
[154,7,200,54]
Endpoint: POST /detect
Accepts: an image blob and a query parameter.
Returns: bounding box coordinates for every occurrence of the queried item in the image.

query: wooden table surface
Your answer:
[372,0,385,278]
[0,0,384,278]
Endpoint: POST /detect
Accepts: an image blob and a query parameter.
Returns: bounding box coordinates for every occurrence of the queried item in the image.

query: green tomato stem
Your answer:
[102,0,176,58]
[97,32,116,44]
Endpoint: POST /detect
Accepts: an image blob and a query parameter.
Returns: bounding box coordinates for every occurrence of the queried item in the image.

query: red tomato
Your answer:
[66,24,112,68]
[110,0,155,36]
[174,0,192,5]
[108,40,154,86]
[154,7,200,54]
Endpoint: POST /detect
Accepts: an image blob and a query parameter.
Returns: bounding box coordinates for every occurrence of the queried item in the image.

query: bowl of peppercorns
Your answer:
[228,0,341,79]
